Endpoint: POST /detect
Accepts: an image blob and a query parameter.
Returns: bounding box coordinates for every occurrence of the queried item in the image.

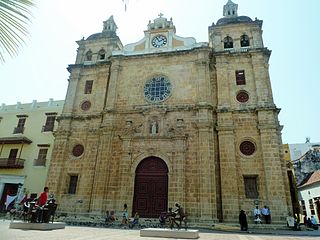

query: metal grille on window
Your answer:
[244,176,259,199]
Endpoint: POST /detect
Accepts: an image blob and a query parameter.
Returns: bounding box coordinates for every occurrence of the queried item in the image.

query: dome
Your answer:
[216,15,252,26]
[86,31,117,41]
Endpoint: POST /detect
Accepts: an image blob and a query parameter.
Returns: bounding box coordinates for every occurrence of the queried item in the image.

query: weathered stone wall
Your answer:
[47,17,292,225]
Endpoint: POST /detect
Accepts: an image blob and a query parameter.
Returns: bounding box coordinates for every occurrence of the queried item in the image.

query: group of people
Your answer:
[159,203,187,229]
[20,186,57,223]
[304,215,319,230]
[105,202,186,229]
[253,205,271,224]
[239,205,271,231]
[105,204,139,228]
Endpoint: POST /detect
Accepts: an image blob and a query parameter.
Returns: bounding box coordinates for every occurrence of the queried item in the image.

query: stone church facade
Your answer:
[47,1,292,224]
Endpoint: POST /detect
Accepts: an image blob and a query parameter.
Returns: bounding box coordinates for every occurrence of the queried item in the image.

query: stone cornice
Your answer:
[110,46,211,61]
[216,105,279,114]
[67,61,111,73]
[213,47,271,57]
[215,125,235,132]
[104,103,214,115]
[58,113,103,121]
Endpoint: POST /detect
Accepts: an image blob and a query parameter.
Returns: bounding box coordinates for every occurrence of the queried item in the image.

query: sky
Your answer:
[0,0,319,144]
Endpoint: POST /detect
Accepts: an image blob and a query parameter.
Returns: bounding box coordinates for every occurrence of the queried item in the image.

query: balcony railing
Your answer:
[42,124,54,132]
[13,126,24,134]
[0,158,25,168]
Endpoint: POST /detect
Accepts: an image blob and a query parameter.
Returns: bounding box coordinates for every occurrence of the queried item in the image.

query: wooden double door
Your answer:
[132,157,168,218]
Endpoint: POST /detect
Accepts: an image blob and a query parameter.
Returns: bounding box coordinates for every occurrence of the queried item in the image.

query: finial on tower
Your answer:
[223,0,238,18]
[103,15,118,33]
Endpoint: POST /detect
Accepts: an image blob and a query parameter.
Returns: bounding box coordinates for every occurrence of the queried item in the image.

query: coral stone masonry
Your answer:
[47,1,292,225]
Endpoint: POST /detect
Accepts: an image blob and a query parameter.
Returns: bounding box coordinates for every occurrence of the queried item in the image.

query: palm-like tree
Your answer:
[0,0,35,63]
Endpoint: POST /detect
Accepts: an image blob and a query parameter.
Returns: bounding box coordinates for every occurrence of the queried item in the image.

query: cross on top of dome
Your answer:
[147,14,175,32]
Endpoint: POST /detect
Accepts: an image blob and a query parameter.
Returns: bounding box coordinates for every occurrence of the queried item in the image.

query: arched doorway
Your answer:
[132,156,168,218]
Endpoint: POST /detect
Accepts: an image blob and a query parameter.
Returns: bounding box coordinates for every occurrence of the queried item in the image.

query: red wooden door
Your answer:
[133,157,168,218]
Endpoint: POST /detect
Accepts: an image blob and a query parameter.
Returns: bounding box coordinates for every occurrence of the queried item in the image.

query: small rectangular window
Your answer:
[42,115,56,132]
[84,80,93,94]
[68,175,78,194]
[34,148,48,166]
[244,176,259,199]
[14,118,26,134]
[236,70,246,85]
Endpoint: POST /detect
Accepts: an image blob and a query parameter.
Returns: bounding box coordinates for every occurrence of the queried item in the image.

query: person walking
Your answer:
[239,210,248,231]
[121,203,128,226]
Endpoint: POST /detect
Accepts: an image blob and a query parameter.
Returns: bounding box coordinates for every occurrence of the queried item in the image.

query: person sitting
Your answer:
[159,211,167,227]
[121,203,128,227]
[310,216,319,230]
[129,212,139,228]
[173,203,187,229]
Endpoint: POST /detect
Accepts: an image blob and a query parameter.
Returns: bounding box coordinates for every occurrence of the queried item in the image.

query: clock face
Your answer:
[144,76,172,103]
[151,35,167,48]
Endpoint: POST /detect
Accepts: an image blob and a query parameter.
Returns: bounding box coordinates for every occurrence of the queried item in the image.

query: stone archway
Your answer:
[132,156,168,218]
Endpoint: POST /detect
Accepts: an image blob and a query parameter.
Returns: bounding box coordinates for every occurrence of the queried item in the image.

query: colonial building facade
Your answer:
[0,99,63,211]
[47,1,292,224]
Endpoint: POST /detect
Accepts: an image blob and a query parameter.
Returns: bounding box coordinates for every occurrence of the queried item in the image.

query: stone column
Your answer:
[170,137,186,208]
[216,121,240,222]
[258,124,291,223]
[46,130,70,197]
[105,62,121,111]
[116,137,134,213]
[88,126,115,213]
[195,116,217,221]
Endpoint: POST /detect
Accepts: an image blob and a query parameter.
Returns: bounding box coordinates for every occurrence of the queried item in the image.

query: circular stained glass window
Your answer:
[144,76,172,103]
[240,141,256,156]
[72,144,84,157]
[236,91,249,103]
[81,101,91,111]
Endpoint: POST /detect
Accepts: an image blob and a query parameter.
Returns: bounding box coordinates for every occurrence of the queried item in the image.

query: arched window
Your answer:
[224,36,233,49]
[98,49,106,60]
[85,50,92,61]
[240,35,250,47]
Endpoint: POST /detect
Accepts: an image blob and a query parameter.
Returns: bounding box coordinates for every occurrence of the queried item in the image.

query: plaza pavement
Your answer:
[1,220,320,240]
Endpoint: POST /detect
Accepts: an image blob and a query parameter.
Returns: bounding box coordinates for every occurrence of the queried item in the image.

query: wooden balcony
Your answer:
[0,158,25,168]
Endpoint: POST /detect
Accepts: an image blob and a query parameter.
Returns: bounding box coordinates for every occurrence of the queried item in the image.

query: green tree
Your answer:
[0,0,35,63]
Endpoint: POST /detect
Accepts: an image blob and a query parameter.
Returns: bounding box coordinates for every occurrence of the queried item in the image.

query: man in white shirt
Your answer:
[253,206,261,224]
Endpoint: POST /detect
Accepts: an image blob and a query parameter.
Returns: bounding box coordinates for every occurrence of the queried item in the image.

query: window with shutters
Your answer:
[34,148,48,166]
[236,70,246,85]
[244,176,259,199]
[14,116,27,134]
[42,114,56,132]
[84,80,93,94]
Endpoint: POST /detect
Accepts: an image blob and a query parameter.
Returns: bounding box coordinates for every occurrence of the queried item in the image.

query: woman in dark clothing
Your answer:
[239,210,248,231]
